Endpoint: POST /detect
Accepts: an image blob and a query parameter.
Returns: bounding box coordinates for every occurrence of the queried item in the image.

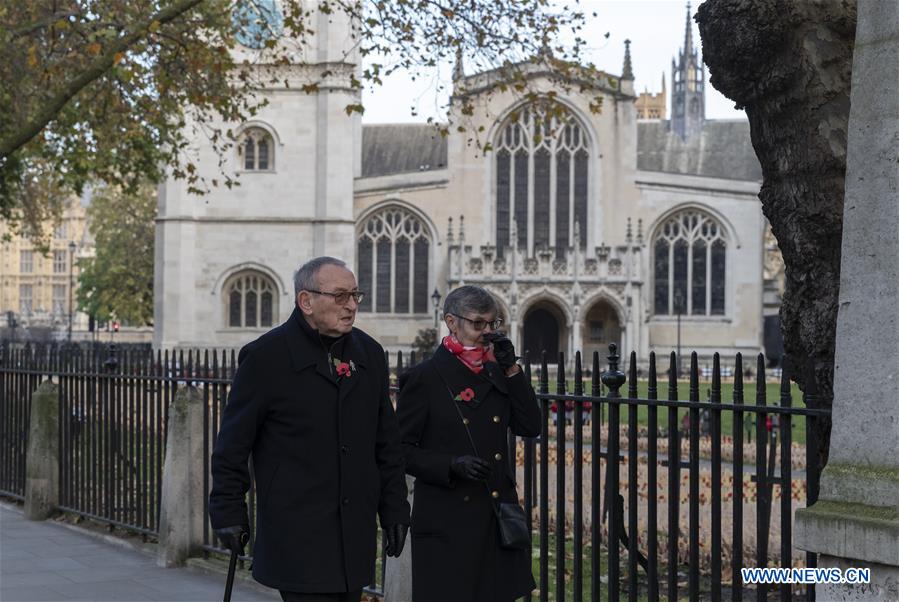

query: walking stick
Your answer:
[223,531,249,602]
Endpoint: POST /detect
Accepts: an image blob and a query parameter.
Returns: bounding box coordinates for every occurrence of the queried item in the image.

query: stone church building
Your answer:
[155,2,772,365]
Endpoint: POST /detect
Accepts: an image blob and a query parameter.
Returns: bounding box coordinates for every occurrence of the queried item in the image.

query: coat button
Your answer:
[492,415,501,423]
[491,490,499,499]
[342,497,350,505]
[463,495,470,502]
[341,445,349,454]
[462,418,469,425]
[495,453,502,461]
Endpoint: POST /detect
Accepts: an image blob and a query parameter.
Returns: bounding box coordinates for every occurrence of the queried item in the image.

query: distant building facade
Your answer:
[636,75,666,120]
[155,1,779,365]
[0,197,91,342]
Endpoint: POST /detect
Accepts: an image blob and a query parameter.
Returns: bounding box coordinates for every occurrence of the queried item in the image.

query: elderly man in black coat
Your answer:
[397,285,541,602]
[209,256,410,602]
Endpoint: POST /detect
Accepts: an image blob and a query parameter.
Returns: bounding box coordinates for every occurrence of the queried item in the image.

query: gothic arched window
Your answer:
[224,271,277,327]
[653,210,726,316]
[357,207,431,314]
[239,127,274,171]
[494,103,589,256]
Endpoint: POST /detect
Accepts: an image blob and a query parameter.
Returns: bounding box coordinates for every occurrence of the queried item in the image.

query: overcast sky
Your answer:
[361,0,745,124]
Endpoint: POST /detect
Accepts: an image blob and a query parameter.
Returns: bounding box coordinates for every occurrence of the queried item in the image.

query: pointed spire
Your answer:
[661,71,666,92]
[622,39,634,80]
[452,46,464,83]
[626,217,633,243]
[447,217,454,244]
[683,2,694,58]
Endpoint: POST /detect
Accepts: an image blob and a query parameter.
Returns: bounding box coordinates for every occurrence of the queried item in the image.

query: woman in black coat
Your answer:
[396,285,541,602]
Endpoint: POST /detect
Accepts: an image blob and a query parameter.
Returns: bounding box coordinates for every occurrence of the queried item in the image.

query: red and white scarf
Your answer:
[442,335,496,374]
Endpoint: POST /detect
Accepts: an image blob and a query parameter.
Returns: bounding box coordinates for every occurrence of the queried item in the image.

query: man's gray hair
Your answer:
[294,256,348,295]
[443,285,498,318]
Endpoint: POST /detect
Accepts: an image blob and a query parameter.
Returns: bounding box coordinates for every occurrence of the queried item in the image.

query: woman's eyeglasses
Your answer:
[450,314,504,331]
[307,290,365,305]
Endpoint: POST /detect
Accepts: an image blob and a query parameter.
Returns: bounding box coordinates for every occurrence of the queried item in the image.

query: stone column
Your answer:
[384,475,415,601]
[571,311,584,362]
[158,385,206,567]
[794,2,899,599]
[24,380,59,520]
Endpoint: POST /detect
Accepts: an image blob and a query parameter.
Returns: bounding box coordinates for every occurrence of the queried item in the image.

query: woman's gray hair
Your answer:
[293,256,347,295]
[443,285,498,318]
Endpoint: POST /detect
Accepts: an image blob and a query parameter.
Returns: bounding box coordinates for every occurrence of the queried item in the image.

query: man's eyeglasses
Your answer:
[450,314,504,331]
[307,290,365,305]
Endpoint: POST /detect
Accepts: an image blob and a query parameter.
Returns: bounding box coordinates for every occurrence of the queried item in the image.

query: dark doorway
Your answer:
[523,307,560,360]
[583,300,622,361]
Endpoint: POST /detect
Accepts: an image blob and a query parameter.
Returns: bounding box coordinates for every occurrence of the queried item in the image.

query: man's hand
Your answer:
[484,331,518,371]
[384,523,409,557]
[215,525,249,556]
[450,455,492,480]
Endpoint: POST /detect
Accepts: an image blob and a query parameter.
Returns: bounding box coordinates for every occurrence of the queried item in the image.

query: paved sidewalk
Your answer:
[0,502,278,601]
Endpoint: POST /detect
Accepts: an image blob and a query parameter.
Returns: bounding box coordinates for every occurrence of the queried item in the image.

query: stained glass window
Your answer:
[653,210,727,316]
[240,127,274,171]
[357,207,432,314]
[225,271,277,327]
[494,104,590,254]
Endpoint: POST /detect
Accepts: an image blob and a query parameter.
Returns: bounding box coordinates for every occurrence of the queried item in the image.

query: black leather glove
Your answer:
[215,525,249,556]
[485,331,518,370]
[384,523,409,558]
[450,455,492,480]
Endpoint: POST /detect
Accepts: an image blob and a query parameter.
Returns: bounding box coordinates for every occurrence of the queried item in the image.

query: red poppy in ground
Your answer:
[459,387,475,402]
[336,362,351,377]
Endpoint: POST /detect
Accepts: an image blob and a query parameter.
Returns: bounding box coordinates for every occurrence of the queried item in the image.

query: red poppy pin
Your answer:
[332,358,354,379]
[454,387,475,403]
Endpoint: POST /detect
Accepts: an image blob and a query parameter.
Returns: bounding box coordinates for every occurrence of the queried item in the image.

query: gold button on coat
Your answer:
[491,490,499,498]
[494,453,502,461]
[462,418,469,425]
[492,415,501,423]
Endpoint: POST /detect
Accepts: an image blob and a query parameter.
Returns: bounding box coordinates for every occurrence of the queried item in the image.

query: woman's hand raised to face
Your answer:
[450,455,492,480]
[484,331,519,373]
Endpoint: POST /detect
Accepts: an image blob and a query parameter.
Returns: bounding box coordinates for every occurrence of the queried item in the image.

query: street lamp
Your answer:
[430,288,442,329]
[674,288,685,377]
[67,241,77,342]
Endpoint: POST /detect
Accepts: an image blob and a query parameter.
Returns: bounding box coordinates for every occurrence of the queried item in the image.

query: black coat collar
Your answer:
[284,308,367,399]
[432,345,508,409]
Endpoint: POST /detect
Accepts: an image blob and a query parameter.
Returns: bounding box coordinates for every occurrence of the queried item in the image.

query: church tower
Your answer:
[154,0,361,349]
[670,2,705,139]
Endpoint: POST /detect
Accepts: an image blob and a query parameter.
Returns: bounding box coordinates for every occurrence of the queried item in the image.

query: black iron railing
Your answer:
[0,342,829,600]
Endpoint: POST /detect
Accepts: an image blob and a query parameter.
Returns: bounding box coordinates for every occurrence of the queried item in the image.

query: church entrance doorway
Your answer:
[522,302,565,362]
[582,300,622,363]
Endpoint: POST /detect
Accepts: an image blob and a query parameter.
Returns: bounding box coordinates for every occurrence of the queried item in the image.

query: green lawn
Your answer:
[535,380,809,445]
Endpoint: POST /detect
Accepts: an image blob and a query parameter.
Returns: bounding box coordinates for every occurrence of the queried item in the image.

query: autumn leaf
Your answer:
[87,42,102,55]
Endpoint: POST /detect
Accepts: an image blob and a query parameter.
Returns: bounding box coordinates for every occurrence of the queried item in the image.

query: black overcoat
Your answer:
[209,308,410,593]
[396,346,541,601]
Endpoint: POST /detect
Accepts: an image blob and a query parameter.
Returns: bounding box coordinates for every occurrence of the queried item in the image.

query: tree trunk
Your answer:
[695,0,857,490]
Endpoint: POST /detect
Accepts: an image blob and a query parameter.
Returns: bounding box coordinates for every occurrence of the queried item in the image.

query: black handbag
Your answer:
[494,498,530,550]
[445,382,530,550]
